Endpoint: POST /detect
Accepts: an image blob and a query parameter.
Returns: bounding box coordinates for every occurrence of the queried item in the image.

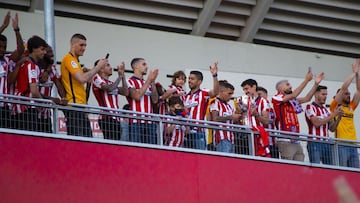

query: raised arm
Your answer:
[334,61,359,104]
[10,13,24,62]
[72,58,107,83]
[208,61,219,98]
[282,70,313,103]
[298,72,324,104]
[116,62,129,96]
[0,11,10,34]
[352,59,360,108]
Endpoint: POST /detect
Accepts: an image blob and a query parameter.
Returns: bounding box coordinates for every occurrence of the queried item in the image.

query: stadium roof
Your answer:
[2,0,360,58]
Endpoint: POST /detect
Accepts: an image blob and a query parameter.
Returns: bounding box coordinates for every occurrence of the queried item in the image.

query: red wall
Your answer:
[0,132,359,203]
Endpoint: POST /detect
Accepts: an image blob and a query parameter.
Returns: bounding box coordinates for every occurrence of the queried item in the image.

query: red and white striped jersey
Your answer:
[210,97,235,144]
[184,89,210,121]
[7,59,17,95]
[0,54,11,98]
[92,74,121,120]
[305,102,330,139]
[272,92,300,133]
[12,60,40,114]
[165,116,186,147]
[169,84,185,101]
[127,76,153,123]
[250,96,270,128]
[38,64,60,119]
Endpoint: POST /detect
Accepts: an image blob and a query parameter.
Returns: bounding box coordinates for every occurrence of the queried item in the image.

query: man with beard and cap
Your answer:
[330,59,360,168]
[272,70,324,161]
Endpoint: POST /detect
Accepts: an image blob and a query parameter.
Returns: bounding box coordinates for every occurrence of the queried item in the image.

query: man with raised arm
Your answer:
[330,59,360,168]
[183,62,219,150]
[0,11,24,128]
[272,70,324,161]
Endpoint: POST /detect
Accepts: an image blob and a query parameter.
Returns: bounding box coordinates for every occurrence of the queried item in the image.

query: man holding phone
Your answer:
[61,33,107,137]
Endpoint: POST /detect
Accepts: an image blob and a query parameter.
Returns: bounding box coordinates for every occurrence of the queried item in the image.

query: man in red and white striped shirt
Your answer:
[127,58,159,144]
[37,46,67,132]
[305,85,342,165]
[210,81,241,153]
[12,36,48,131]
[92,60,128,140]
[239,79,271,157]
[0,12,24,128]
[257,86,279,158]
[183,62,219,150]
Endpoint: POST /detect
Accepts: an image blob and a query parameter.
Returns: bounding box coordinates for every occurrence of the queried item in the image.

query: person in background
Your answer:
[12,36,59,131]
[330,60,360,168]
[164,96,189,147]
[37,46,67,132]
[257,86,279,158]
[0,11,24,128]
[92,60,128,140]
[210,80,241,153]
[127,57,159,144]
[183,62,219,150]
[305,85,343,165]
[239,79,271,157]
[60,33,107,137]
[272,70,324,161]
[120,103,130,141]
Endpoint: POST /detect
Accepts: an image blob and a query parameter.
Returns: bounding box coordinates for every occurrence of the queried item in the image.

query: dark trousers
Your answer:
[64,110,92,137]
[13,108,38,132]
[37,118,53,133]
[0,106,10,128]
[98,117,122,140]
[235,132,250,155]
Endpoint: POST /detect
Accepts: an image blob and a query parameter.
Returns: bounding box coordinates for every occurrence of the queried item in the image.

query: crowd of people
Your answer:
[1,12,359,168]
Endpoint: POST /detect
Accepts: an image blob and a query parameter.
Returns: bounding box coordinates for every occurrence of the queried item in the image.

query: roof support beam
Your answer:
[238,0,273,42]
[191,0,222,36]
[29,0,43,12]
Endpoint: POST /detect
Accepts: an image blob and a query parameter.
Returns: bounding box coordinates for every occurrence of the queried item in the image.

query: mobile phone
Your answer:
[105,53,109,59]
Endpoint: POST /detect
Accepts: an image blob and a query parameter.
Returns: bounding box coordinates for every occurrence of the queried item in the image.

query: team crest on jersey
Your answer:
[30,70,37,78]
[71,61,78,68]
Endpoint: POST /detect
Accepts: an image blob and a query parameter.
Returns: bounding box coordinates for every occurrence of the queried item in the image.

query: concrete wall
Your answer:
[1,132,360,203]
[1,8,359,139]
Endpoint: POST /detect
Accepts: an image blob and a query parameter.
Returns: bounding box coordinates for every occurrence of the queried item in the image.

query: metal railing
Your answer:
[0,93,359,170]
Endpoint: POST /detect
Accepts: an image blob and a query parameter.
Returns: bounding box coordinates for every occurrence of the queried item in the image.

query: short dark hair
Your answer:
[130,58,144,69]
[221,81,234,91]
[316,85,327,92]
[0,34,7,42]
[256,86,267,94]
[171,70,186,85]
[71,33,86,42]
[190,70,203,81]
[241,79,257,87]
[168,96,183,106]
[27,35,47,53]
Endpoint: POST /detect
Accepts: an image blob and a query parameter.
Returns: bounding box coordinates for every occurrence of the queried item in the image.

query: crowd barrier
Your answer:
[0,93,359,170]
